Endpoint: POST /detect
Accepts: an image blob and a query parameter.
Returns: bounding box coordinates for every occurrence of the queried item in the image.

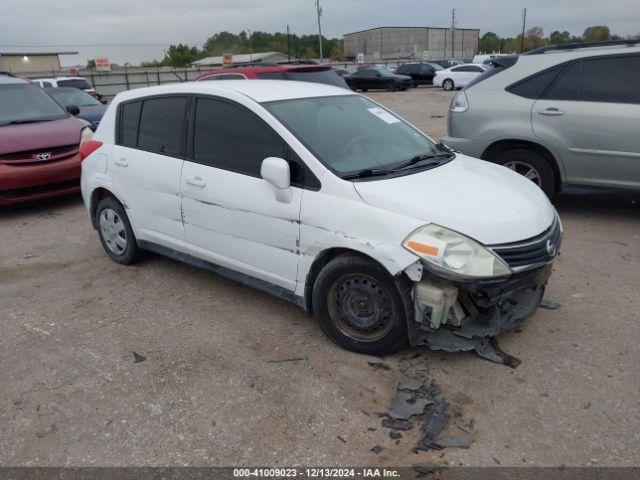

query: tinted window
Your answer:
[545,62,580,101]
[138,97,187,155]
[57,79,92,89]
[508,66,563,99]
[50,88,101,107]
[581,55,640,103]
[120,101,142,147]
[42,81,53,88]
[260,70,348,88]
[0,83,67,125]
[193,97,286,177]
[451,66,464,72]
[469,66,485,72]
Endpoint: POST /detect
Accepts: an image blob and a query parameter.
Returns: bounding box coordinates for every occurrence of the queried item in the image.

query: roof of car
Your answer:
[114,80,356,104]
[33,76,87,81]
[0,73,29,84]
[196,65,331,80]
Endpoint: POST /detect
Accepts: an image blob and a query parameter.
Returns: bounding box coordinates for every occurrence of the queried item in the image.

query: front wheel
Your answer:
[443,79,454,91]
[491,149,557,197]
[96,196,141,264]
[386,81,397,92]
[312,254,411,355]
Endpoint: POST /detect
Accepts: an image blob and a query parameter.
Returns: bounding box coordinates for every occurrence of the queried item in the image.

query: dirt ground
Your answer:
[1,87,639,468]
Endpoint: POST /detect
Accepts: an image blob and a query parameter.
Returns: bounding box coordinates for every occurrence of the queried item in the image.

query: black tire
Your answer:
[95,196,141,265]
[312,253,412,355]
[443,79,454,91]
[361,88,368,92]
[386,81,397,92]
[490,149,557,197]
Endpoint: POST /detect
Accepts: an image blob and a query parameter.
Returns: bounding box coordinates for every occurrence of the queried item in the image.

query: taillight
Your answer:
[81,139,103,160]
[433,72,438,77]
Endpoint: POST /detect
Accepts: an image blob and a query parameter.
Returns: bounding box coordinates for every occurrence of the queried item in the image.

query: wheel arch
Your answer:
[481,139,564,190]
[89,187,124,229]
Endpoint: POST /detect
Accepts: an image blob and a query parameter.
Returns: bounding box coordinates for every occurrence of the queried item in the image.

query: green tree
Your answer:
[479,32,501,52]
[583,25,611,42]
[86,59,96,69]
[162,44,201,67]
[549,30,571,44]
[330,44,344,61]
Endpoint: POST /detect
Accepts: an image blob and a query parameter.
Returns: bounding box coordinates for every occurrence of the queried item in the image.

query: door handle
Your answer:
[186,176,206,188]
[114,158,128,167]
[538,108,565,116]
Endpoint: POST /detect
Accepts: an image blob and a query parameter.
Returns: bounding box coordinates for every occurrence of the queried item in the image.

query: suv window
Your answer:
[193,97,286,177]
[57,79,92,90]
[544,62,580,100]
[137,96,188,155]
[507,65,563,99]
[581,55,640,104]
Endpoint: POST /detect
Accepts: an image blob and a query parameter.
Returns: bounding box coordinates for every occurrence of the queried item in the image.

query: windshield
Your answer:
[0,84,68,125]
[50,88,101,107]
[57,78,92,89]
[258,70,349,88]
[264,95,450,177]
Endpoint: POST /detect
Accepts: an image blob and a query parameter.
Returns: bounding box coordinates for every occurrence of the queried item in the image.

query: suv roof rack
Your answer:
[526,39,640,55]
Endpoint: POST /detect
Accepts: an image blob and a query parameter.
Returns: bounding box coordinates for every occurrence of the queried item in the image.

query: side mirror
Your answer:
[66,105,80,116]
[261,157,292,202]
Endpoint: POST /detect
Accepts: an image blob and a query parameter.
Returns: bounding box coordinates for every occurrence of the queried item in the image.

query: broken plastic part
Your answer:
[414,277,458,329]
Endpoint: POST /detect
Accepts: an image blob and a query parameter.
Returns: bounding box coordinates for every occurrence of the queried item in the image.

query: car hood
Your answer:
[77,104,107,122]
[353,154,556,245]
[0,116,84,155]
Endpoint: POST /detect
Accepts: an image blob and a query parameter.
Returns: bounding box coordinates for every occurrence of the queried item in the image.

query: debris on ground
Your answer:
[370,445,383,454]
[413,462,444,477]
[380,377,475,452]
[367,361,392,371]
[133,352,146,363]
[540,299,561,310]
[474,337,521,368]
[337,435,347,444]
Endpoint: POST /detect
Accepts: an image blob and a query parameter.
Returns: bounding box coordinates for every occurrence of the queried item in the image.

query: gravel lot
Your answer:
[1,87,639,467]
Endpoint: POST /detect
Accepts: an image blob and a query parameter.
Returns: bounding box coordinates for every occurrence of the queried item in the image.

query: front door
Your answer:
[181,96,302,291]
[110,95,188,247]
[532,55,640,188]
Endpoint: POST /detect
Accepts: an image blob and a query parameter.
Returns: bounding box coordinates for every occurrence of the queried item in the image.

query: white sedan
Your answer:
[433,63,487,90]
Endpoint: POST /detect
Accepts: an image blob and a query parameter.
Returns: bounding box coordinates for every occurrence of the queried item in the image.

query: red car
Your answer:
[194,64,349,88]
[0,74,91,206]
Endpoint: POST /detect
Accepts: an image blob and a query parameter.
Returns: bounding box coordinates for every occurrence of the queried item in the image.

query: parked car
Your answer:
[32,76,103,102]
[396,62,444,86]
[49,87,107,131]
[433,64,487,90]
[472,53,513,65]
[0,74,92,206]
[81,80,560,358]
[195,65,349,89]
[430,59,464,69]
[443,40,640,197]
[333,67,350,77]
[346,69,413,91]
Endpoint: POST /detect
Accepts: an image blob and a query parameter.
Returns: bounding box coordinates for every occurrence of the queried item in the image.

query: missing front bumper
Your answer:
[407,265,553,364]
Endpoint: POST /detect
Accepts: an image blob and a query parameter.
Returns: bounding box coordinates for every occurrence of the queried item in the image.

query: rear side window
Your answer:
[507,65,563,99]
[544,62,580,100]
[193,97,286,177]
[136,96,187,155]
[57,79,92,89]
[120,101,142,147]
[581,56,640,104]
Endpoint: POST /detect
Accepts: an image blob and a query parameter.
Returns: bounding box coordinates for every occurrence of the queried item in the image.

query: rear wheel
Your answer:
[96,196,141,264]
[443,79,454,91]
[491,149,557,197]
[312,254,411,355]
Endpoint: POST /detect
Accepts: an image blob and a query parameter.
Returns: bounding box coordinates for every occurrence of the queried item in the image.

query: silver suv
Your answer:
[442,40,640,196]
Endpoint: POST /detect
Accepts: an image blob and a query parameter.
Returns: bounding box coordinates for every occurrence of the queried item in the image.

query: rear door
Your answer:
[111,95,188,248]
[181,96,304,290]
[532,54,640,188]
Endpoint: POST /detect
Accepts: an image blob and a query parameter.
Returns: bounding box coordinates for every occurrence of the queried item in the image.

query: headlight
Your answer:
[80,126,93,142]
[403,224,511,279]
[449,91,468,113]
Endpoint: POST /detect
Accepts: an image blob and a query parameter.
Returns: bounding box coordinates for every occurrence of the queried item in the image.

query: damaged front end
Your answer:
[404,217,562,365]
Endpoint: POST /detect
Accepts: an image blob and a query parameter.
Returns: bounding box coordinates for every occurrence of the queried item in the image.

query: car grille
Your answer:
[0,179,79,199]
[489,217,562,271]
[0,144,79,165]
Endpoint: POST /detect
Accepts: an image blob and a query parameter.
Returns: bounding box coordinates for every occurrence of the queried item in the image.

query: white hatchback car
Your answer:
[433,64,487,90]
[81,80,561,360]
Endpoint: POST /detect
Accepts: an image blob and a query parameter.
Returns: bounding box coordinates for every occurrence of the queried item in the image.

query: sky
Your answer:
[2,0,639,66]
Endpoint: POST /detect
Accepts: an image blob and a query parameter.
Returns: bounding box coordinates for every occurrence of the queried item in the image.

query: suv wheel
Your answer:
[96,196,141,264]
[312,254,411,355]
[492,149,556,197]
[443,79,454,90]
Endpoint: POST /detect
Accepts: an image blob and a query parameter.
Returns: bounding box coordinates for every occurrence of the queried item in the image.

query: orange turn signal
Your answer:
[407,241,439,256]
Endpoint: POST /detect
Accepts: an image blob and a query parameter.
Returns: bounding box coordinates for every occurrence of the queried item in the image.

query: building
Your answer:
[343,27,479,61]
[191,51,289,67]
[0,51,78,73]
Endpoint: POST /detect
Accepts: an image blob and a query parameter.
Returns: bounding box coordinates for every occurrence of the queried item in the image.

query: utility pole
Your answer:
[451,8,456,59]
[521,8,527,53]
[287,25,291,62]
[316,0,323,62]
